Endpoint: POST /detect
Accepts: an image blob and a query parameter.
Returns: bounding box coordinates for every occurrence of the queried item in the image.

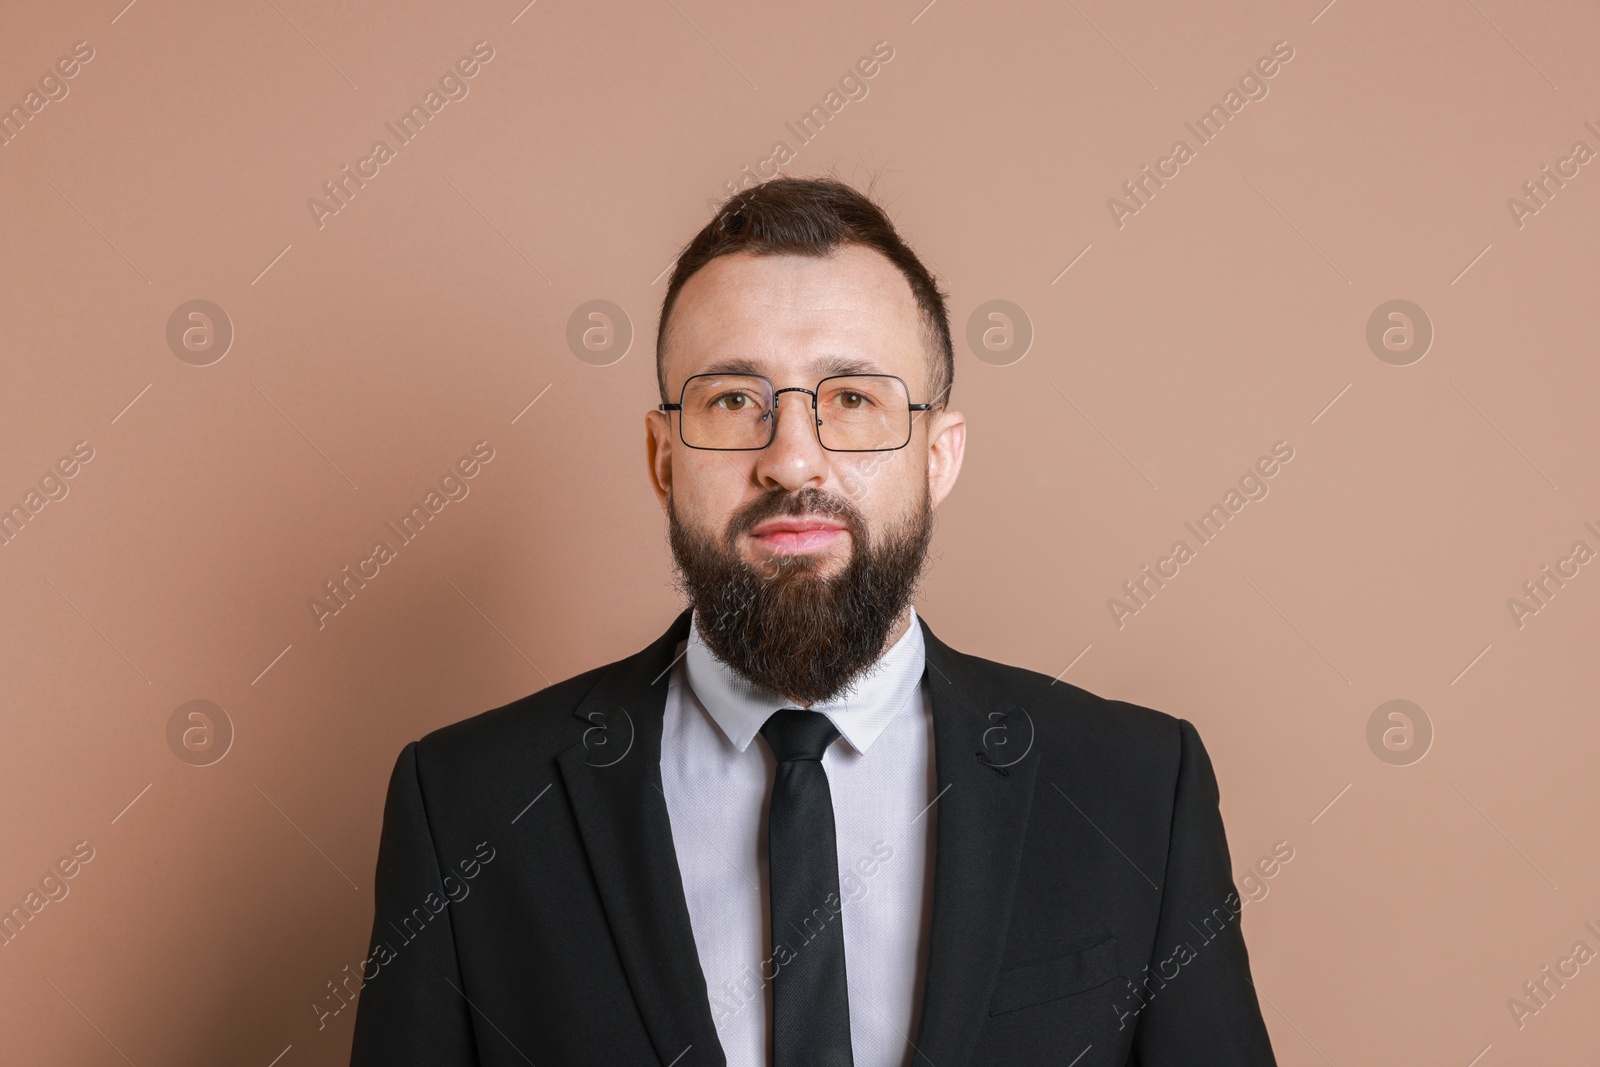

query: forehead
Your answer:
[663,245,925,387]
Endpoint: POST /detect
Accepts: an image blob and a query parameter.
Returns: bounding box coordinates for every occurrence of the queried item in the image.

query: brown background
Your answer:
[2,0,1597,1062]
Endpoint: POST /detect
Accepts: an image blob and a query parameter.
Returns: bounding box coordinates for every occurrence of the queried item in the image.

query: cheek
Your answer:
[837,452,920,516]
[844,447,921,502]
[674,455,757,528]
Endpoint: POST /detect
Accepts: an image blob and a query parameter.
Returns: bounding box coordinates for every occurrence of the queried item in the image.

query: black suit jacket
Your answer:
[349,609,1278,1066]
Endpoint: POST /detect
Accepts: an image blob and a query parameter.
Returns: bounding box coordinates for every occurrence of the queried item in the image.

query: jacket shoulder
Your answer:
[410,652,619,771]
[954,647,1190,773]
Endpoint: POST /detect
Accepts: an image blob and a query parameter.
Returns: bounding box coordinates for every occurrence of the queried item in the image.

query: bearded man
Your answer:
[350,177,1278,1067]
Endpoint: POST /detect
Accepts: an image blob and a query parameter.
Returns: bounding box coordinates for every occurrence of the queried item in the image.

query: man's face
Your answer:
[645,245,966,704]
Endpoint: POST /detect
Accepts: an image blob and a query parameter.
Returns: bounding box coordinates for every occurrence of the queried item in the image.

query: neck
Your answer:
[881,603,913,650]
[779,604,913,708]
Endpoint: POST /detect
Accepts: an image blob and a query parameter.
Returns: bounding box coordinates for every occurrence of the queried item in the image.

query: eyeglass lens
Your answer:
[679,374,911,451]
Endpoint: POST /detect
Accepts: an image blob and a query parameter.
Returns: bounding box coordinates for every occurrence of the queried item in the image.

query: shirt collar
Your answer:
[683,604,926,755]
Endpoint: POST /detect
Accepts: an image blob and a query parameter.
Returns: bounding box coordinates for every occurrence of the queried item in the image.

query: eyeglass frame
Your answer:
[658,372,937,452]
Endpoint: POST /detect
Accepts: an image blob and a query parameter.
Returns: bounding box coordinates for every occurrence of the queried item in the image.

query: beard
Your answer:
[667,483,934,706]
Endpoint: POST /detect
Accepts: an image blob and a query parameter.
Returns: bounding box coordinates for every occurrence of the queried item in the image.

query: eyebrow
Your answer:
[694,354,890,379]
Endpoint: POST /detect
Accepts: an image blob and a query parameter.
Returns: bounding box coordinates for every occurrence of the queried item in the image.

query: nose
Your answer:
[753,389,827,492]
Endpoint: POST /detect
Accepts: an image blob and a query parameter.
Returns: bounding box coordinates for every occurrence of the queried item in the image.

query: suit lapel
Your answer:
[911,616,1041,1067]
[555,607,727,1067]
[555,609,1038,1067]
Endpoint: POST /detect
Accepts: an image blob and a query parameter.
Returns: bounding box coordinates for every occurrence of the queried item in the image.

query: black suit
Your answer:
[349,608,1278,1066]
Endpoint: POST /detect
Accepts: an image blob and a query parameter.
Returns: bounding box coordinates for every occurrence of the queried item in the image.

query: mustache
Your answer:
[666,481,933,705]
[724,486,862,546]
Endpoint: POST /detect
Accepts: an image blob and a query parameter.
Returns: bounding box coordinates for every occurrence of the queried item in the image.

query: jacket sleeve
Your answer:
[1129,719,1279,1065]
[349,741,479,1065]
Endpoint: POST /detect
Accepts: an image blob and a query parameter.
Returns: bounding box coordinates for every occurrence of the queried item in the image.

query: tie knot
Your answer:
[759,709,840,763]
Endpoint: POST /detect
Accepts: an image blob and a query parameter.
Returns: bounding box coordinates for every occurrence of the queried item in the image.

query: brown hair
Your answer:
[656,176,953,409]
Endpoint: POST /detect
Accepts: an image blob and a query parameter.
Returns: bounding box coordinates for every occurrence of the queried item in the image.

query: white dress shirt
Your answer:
[660,605,937,1067]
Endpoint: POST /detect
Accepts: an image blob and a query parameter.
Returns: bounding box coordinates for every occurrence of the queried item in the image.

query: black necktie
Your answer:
[759,708,854,1067]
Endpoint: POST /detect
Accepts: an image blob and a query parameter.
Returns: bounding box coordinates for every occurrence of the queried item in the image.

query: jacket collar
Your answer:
[556,608,1039,1067]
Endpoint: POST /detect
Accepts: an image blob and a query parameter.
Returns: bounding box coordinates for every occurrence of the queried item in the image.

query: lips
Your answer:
[748,515,848,554]
[749,516,846,537]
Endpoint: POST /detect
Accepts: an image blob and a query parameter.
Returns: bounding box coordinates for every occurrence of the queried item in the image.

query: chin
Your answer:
[746,545,846,578]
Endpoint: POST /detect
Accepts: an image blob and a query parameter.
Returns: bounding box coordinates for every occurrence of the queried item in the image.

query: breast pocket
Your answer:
[987,934,1121,1016]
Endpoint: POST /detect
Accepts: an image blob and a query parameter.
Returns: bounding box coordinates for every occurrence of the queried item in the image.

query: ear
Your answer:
[646,408,673,511]
[926,405,966,509]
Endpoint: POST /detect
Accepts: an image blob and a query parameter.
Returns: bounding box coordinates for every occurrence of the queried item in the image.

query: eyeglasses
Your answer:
[659,373,935,452]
